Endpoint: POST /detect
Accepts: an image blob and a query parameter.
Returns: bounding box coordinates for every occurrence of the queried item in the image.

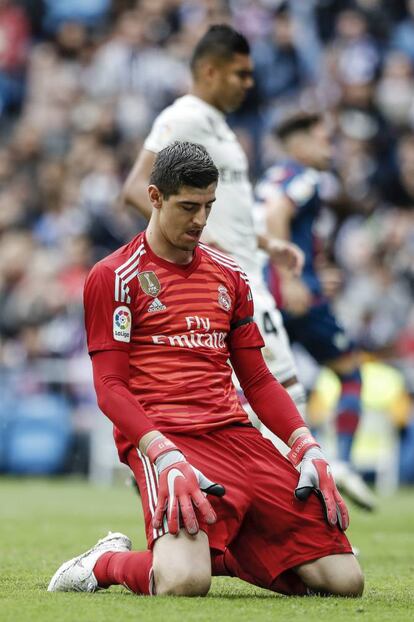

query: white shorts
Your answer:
[250,277,298,384]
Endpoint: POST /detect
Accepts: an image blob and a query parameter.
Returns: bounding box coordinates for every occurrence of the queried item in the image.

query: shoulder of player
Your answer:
[155,97,212,131]
[86,234,147,296]
[260,162,300,185]
[260,162,317,204]
[199,243,250,287]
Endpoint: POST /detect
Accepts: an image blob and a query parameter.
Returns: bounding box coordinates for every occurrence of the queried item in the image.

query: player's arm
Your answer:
[230,345,349,530]
[122,148,156,220]
[262,193,311,315]
[84,264,223,535]
[92,349,156,444]
[258,233,304,277]
[228,271,348,529]
[255,190,304,276]
[262,192,293,242]
[83,265,159,446]
[91,350,224,535]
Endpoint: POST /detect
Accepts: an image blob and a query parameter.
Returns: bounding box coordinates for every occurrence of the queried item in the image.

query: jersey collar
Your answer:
[143,231,201,277]
[184,94,225,121]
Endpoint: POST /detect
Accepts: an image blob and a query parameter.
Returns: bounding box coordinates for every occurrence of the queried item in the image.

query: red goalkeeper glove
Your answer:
[287,434,349,530]
[146,435,225,536]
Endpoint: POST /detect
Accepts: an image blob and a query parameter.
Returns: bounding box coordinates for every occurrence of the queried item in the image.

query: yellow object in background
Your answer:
[308,361,411,429]
[308,361,410,480]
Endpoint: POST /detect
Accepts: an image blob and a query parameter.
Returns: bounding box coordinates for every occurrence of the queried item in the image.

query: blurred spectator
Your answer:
[231,0,271,42]
[42,0,110,34]
[335,116,380,205]
[379,131,414,208]
[85,8,189,137]
[391,0,414,62]
[375,51,414,127]
[17,1,46,40]
[331,8,380,89]
[0,0,412,480]
[335,210,413,352]
[253,4,313,116]
[0,0,30,114]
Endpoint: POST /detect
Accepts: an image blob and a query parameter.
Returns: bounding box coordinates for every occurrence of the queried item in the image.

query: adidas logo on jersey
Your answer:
[147,297,167,313]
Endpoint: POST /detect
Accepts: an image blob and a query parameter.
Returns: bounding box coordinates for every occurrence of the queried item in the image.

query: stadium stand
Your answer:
[0,0,413,484]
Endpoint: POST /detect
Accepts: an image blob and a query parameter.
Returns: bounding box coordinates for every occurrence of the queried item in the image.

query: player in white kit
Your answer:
[122,25,306,416]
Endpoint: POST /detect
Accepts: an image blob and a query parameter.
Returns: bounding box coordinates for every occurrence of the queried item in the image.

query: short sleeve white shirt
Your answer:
[144,95,262,282]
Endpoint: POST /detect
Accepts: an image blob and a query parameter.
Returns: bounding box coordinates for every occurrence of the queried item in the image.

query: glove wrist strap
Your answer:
[146,434,179,463]
[287,433,320,467]
[155,450,185,473]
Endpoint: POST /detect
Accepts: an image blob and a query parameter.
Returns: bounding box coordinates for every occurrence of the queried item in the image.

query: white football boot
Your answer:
[47,531,132,592]
[331,461,377,511]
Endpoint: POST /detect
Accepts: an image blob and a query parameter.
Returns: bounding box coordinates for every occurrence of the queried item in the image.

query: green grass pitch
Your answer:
[0,477,413,622]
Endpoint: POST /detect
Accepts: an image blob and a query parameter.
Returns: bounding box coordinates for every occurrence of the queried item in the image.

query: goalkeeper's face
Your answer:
[212,53,254,114]
[149,183,217,254]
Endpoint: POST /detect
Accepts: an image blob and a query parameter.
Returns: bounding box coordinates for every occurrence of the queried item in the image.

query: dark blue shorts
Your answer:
[282,301,355,365]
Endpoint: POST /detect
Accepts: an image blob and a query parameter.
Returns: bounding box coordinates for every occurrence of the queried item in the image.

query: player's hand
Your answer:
[146,435,225,536]
[287,434,349,530]
[281,278,312,316]
[266,238,304,277]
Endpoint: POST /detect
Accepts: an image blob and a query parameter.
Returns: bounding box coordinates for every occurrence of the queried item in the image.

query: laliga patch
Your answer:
[218,285,231,311]
[156,122,172,144]
[287,172,316,205]
[113,306,132,342]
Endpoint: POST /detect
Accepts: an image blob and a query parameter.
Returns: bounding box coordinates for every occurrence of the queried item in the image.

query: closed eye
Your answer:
[179,200,215,212]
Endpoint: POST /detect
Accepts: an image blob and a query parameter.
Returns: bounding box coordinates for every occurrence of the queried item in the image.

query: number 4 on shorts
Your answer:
[263,311,278,335]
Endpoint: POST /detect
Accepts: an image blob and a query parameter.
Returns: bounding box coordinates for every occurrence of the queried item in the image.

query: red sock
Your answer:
[211,551,229,576]
[94,550,153,594]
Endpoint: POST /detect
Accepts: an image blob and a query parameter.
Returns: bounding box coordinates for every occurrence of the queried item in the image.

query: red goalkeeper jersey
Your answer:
[84,232,264,441]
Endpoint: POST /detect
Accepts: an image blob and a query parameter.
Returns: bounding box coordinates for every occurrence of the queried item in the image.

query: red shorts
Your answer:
[127,425,352,595]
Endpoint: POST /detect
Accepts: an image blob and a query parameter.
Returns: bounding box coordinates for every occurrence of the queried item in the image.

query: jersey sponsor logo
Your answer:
[152,332,226,349]
[217,166,247,183]
[186,316,210,331]
[218,285,231,311]
[152,315,226,350]
[147,297,167,313]
[138,271,161,297]
[113,306,132,342]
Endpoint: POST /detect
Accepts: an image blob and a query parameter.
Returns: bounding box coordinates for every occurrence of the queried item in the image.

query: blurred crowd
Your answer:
[0,0,413,478]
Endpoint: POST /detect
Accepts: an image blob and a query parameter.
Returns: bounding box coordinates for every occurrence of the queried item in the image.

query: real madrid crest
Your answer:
[138,271,161,297]
[218,284,231,311]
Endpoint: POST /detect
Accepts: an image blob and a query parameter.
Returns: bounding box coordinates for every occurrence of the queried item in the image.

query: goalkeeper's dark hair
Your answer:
[190,25,250,75]
[150,141,219,198]
[275,111,323,142]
